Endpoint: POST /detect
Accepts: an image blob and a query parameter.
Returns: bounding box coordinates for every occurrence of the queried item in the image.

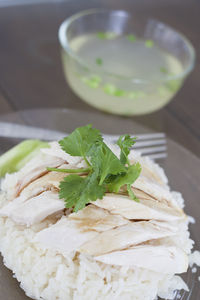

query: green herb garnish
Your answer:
[47,167,90,174]
[126,34,136,42]
[128,90,145,99]
[96,58,103,66]
[117,134,137,166]
[166,79,181,93]
[107,163,141,202]
[157,86,168,96]
[81,75,101,88]
[160,67,168,74]
[103,84,126,97]
[97,32,117,40]
[50,125,141,212]
[145,39,154,48]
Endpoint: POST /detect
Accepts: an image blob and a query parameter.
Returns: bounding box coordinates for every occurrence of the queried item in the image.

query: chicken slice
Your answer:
[14,157,64,197]
[133,175,180,210]
[92,194,185,221]
[0,194,26,216]
[20,163,88,200]
[0,191,65,226]
[130,155,168,186]
[34,216,99,255]
[140,166,165,186]
[0,169,67,218]
[20,171,67,199]
[35,205,129,255]
[68,204,128,231]
[79,220,176,256]
[41,141,86,166]
[95,244,188,274]
[132,188,184,216]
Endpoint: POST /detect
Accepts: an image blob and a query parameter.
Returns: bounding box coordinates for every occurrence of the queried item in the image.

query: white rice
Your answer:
[191,267,197,273]
[0,211,189,300]
[189,250,200,267]
[0,147,198,300]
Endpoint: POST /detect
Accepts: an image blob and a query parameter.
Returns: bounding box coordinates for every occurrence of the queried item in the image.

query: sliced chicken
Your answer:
[79,220,176,256]
[35,205,129,255]
[0,191,65,226]
[130,155,168,186]
[20,171,67,199]
[14,157,64,197]
[68,204,128,231]
[35,216,99,255]
[41,141,86,166]
[133,175,180,210]
[20,163,90,200]
[132,188,184,217]
[95,244,188,274]
[140,164,166,186]
[92,194,185,221]
[0,194,26,216]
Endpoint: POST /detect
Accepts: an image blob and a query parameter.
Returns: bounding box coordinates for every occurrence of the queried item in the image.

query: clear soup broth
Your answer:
[62,32,184,115]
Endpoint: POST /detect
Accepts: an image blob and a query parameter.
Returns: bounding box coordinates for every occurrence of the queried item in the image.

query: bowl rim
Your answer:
[58,8,196,84]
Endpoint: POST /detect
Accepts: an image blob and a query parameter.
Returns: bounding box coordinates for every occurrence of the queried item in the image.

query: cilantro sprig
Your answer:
[49,124,141,212]
[117,134,137,166]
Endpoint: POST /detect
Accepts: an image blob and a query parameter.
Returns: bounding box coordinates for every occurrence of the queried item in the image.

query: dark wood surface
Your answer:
[0,0,199,157]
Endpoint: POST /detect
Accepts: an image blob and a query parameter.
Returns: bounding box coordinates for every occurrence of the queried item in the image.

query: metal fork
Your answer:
[0,122,167,161]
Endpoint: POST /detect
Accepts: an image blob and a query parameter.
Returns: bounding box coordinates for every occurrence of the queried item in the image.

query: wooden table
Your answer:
[0,0,199,157]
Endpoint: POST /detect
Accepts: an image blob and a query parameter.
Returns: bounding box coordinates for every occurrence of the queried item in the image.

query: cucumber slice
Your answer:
[0,140,49,178]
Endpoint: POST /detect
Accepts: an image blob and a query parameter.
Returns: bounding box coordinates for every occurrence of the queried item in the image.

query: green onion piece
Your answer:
[103,84,116,95]
[96,58,103,66]
[166,79,182,93]
[96,32,117,40]
[157,86,168,96]
[126,34,136,42]
[81,75,101,88]
[0,140,49,178]
[128,91,145,99]
[160,67,168,74]
[114,89,126,97]
[103,84,126,97]
[145,39,154,48]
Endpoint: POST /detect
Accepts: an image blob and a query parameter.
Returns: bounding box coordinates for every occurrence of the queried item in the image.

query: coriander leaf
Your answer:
[47,167,91,174]
[90,142,126,185]
[117,134,137,165]
[127,184,139,202]
[59,124,102,159]
[59,173,105,212]
[107,162,141,194]
[58,124,142,211]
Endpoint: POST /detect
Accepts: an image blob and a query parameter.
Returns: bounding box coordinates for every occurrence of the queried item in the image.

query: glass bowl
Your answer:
[58,9,195,116]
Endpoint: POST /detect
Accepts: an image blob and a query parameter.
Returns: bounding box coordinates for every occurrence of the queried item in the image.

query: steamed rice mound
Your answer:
[0,144,194,300]
[0,212,189,300]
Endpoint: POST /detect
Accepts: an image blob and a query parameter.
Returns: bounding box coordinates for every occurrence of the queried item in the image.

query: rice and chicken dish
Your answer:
[0,125,197,300]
